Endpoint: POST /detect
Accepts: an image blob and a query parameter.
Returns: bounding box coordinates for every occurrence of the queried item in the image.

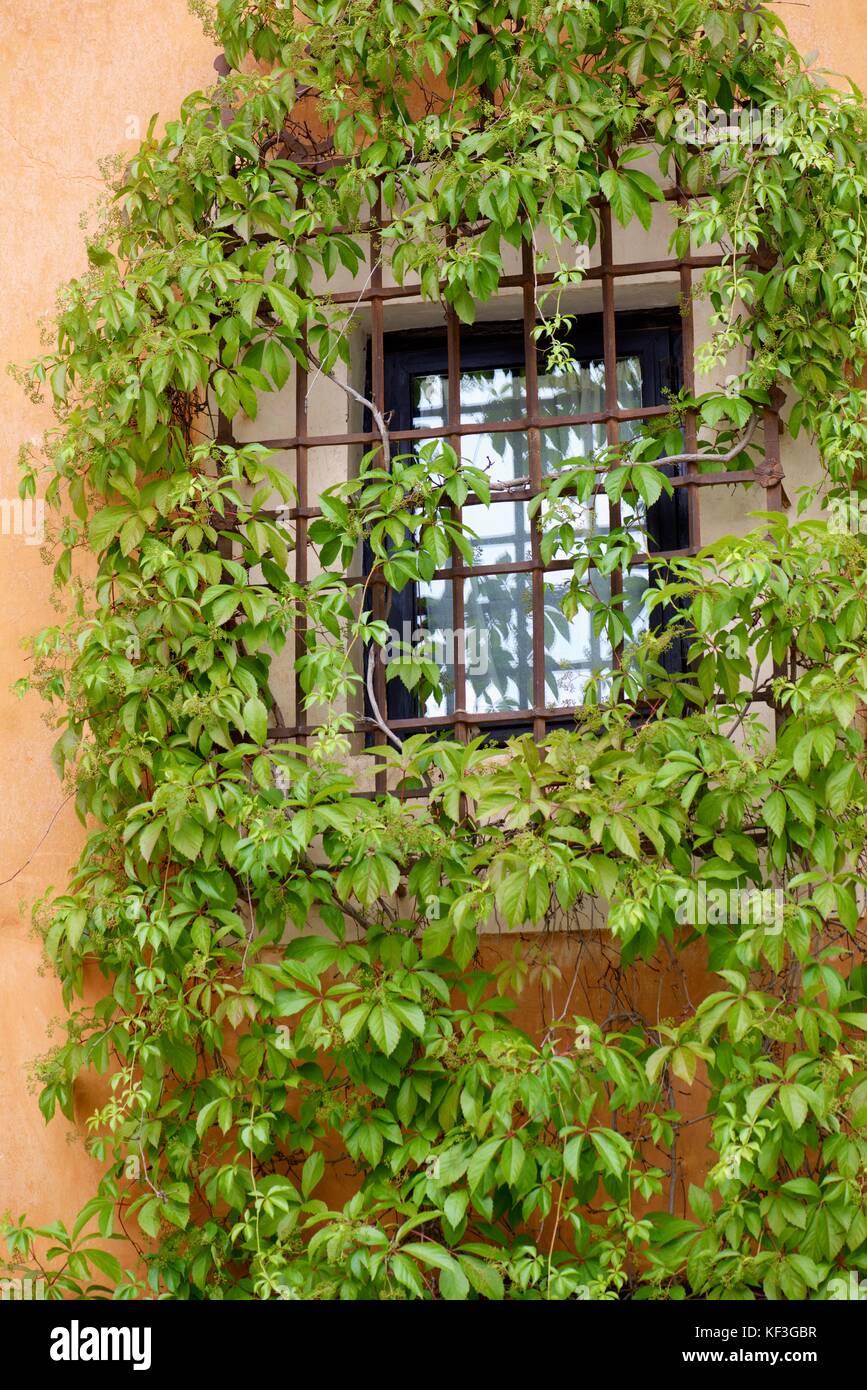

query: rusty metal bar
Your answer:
[268,679,781,744]
[600,201,623,669]
[258,402,673,453]
[241,466,762,532]
[344,547,698,586]
[521,238,547,740]
[293,337,309,745]
[332,544,697,589]
[446,295,468,743]
[309,259,697,306]
[678,192,701,551]
[369,188,388,792]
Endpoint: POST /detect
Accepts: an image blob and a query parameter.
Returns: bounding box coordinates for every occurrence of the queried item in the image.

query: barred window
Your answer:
[372,310,688,739]
[257,196,784,777]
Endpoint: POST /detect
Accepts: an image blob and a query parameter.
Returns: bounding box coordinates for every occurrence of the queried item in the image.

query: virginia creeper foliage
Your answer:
[6,0,867,1301]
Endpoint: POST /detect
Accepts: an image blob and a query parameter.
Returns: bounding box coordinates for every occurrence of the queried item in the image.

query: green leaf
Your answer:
[301,1151,325,1198]
[762,790,787,838]
[401,1244,469,1299]
[368,1005,402,1056]
[389,999,425,1037]
[171,818,204,860]
[195,1098,223,1139]
[609,815,640,859]
[340,1002,371,1043]
[498,1136,525,1187]
[389,1252,425,1296]
[137,1198,163,1239]
[600,169,633,226]
[688,1184,713,1225]
[83,1248,122,1283]
[779,1085,808,1132]
[138,818,165,863]
[422,918,452,958]
[444,1191,468,1228]
[494,871,527,928]
[460,1254,504,1300]
[466,1137,504,1192]
[266,281,300,327]
[590,1128,631,1178]
[243,696,269,745]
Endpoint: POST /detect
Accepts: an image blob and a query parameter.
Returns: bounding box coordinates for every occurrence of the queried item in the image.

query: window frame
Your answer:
[365,309,689,736]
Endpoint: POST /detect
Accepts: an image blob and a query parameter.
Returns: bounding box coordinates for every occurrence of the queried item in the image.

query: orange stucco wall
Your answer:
[1,2,865,1238]
[0,1,218,1229]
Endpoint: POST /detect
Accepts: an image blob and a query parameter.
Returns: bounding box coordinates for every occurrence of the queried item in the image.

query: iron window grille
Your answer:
[370,309,689,739]
[254,193,785,790]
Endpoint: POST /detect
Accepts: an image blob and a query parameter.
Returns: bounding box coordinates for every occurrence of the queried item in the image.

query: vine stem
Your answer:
[488,415,760,495]
[0,793,73,887]
[304,350,391,469]
[366,646,404,752]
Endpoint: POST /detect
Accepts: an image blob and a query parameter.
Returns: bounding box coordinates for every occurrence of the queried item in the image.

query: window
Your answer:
[367,311,688,738]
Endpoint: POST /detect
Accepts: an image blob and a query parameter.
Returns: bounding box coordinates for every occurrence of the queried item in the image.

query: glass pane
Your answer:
[543,566,650,706]
[411,354,643,476]
[412,366,528,478]
[414,574,533,716]
[414,578,454,718]
[458,367,527,480]
[464,571,533,713]
[409,349,649,716]
[463,499,532,565]
[540,355,643,472]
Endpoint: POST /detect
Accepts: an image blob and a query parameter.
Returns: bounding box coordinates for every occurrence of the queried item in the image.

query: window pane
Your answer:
[464,571,533,713]
[414,578,453,718]
[458,367,527,480]
[414,572,530,717]
[412,355,643,476]
[543,566,649,706]
[463,499,532,565]
[540,355,643,472]
[411,367,527,477]
[409,351,649,718]
[414,574,533,716]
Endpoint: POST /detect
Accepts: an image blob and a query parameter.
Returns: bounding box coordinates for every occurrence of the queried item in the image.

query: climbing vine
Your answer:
[5,0,867,1301]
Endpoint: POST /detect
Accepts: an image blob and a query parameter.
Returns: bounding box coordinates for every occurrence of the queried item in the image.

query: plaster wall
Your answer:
[0,0,863,1235]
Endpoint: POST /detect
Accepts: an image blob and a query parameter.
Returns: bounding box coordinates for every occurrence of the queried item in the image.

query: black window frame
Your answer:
[364,309,688,735]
